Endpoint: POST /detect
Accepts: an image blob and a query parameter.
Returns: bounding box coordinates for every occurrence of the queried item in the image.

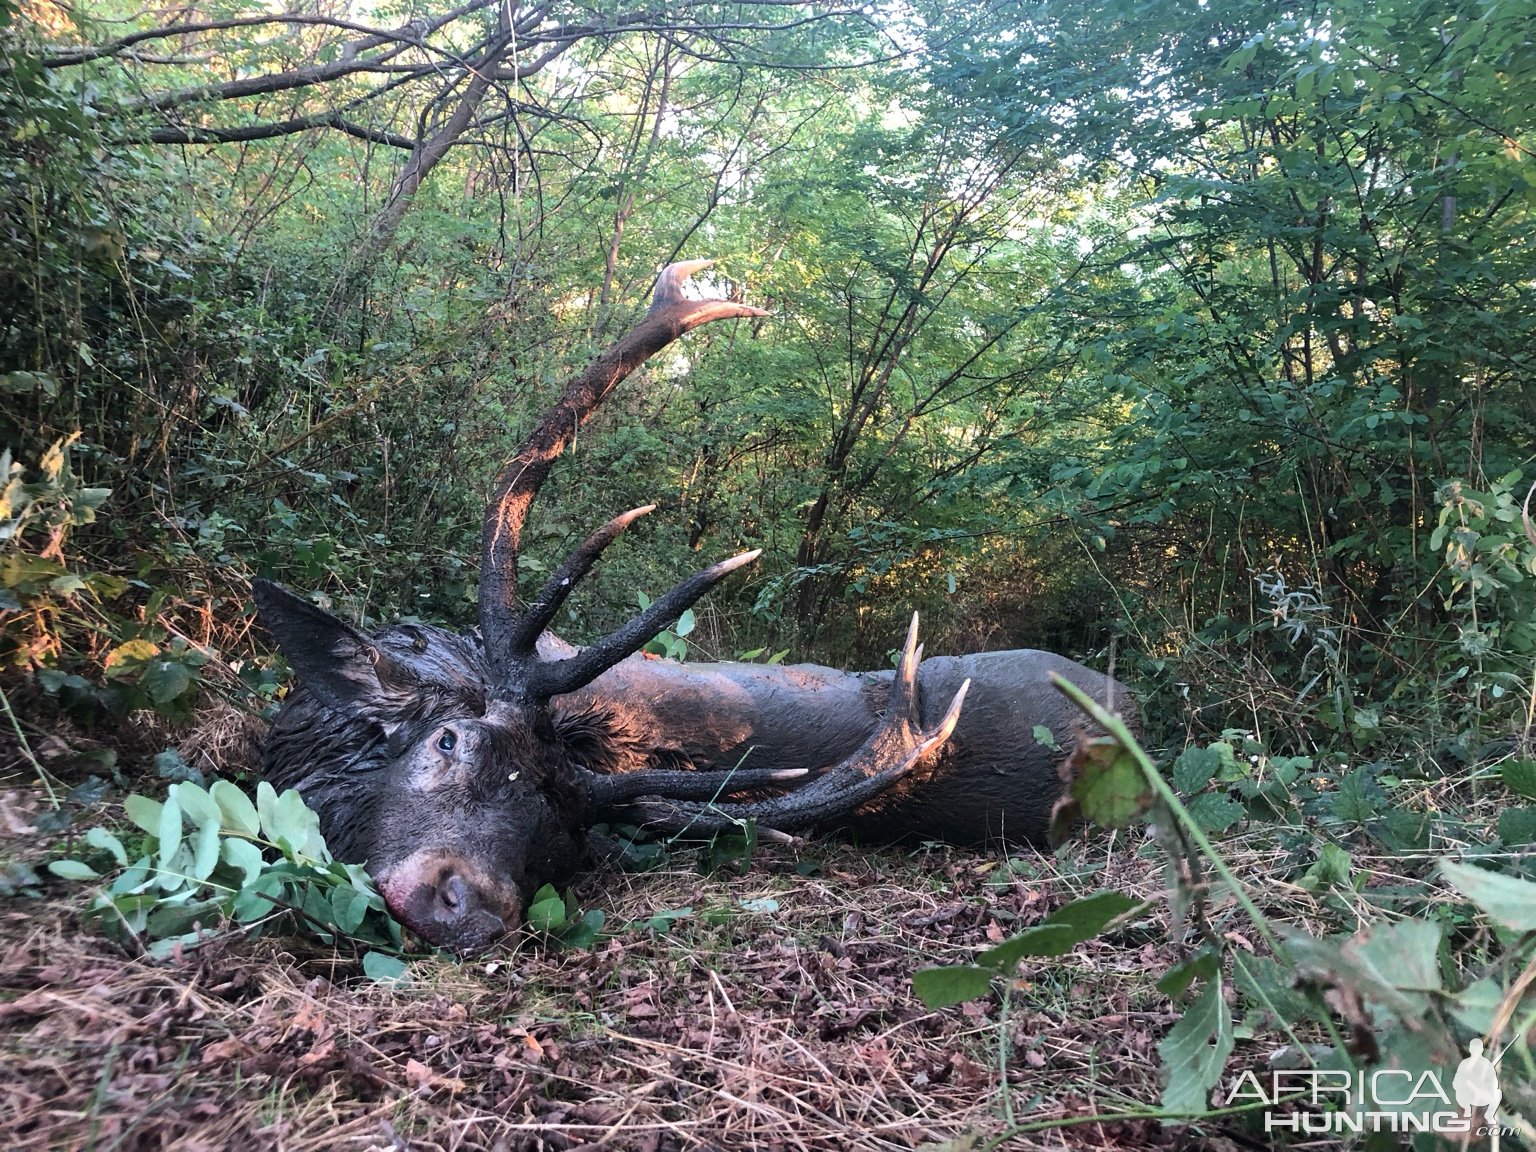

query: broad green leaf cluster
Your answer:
[525,883,607,950]
[49,780,404,964]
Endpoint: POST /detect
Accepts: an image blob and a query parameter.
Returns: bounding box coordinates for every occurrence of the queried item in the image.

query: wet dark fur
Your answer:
[263,624,496,861]
[263,622,617,872]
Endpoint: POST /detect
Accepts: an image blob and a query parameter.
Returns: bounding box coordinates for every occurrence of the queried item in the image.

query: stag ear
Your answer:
[252,579,417,715]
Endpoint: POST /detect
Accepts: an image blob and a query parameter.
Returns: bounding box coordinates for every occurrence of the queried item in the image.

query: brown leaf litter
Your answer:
[0,823,1259,1151]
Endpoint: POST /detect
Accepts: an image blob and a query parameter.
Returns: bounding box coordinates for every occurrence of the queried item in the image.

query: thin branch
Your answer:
[140,111,417,149]
[120,53,428,114]
[38,3,496,68]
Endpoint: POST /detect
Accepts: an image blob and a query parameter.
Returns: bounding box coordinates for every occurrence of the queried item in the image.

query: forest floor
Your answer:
[0,721,1266,1152]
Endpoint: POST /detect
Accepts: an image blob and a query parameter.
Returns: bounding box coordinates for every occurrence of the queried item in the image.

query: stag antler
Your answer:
[616,616,969,836]
[480,261,768,698]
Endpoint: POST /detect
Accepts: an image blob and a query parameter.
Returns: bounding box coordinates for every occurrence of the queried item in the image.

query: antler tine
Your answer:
[627,679,970,837]
[621,621,968,836]
[525,548,762,701]
[890,612,921,711]
[479,260,769,674]
[651,259,715,309]
[582,765,808,810]
[1523,480,1536,549]
[500,505,657,668]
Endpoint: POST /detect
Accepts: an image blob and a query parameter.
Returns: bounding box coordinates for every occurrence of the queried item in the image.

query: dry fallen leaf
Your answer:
[405,1057,434,1091]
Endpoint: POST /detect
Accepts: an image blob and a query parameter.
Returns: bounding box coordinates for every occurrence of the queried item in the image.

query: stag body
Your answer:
[255,261,1137,953]
[566,647,1123,846]
[258,598,1128,953]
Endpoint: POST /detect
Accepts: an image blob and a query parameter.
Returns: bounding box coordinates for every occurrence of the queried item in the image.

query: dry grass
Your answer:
[0,802,1256,1152]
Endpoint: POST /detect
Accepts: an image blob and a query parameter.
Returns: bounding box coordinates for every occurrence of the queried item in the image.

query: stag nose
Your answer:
[376,855,517,954]
[422,869,513,953]
[437,873,470,915]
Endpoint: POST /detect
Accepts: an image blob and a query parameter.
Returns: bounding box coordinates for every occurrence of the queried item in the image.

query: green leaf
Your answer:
[48,859,100,881]
[1157,951,1219,999]
[84,826,127,866]
[32,807,70,834]
[103,638,158,674]
[101,890,156,934]
[1231,954,1324,1028]
[1185,792,1243,834]
[362,951,409,983]
[142,659,193,704]
[172,781,220,828]
[1441,860,1536,932]
[528,885,568,933]
[1157,976,1234,1113]
[1331,768,1382,823]
[232,872,286,922]
[48,573,86,596]
[157,792,183,868]
[156,749,204,786]
[123,793,163,835]
[640,907,694,934]
[1171,744,1222,792]
[0,862,41,897]
[260,784,326,862]
[146,893,220,940]
[340,861,377,898]
[1350,919,1442,998]
[1298,842,1353,891]
[300,882,334,939]
[1497,807,1536,846]
[211,781,259,837]
[0,370,58,396]
[912,965,995,1008]
[1372,808,1430,851]
[980,891,1140,971]
[256,781,281,841]
[1502,760,1536,800]
[674,608,696,638]
[1449,978,1505,1035]
[145,930,207,961]
[556,908,606,949]
[1268,756,1311,785]
[190,818,222,882]
[1031,724,1060,751]
[108,856,153,896]
[330,885,369,934]
[156,844,194,891]
[220,837,264,887]
[1064,737,1152,830]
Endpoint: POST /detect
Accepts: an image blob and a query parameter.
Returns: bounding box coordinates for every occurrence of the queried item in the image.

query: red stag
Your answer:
[253,262,1137,953]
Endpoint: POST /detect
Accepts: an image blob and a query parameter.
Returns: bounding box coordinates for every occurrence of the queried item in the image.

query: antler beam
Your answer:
[479,260,768,689]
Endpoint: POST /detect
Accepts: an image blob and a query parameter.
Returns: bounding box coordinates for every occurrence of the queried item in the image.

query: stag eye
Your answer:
[436,729,458,753]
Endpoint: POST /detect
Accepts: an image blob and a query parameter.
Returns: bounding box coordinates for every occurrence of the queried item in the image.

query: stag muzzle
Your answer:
[373,850,522,955]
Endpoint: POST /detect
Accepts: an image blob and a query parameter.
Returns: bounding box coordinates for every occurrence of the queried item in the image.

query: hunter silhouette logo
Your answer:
[1453,1039,1501,1122]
